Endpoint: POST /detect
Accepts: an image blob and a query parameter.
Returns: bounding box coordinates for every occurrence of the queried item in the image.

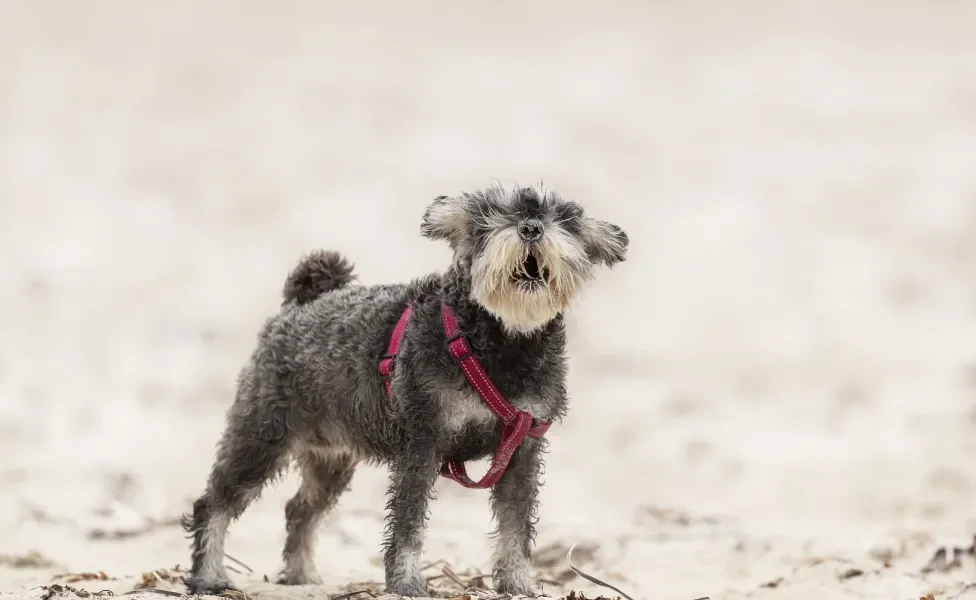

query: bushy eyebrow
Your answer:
[551,202,583,235]
[466,198,511,230]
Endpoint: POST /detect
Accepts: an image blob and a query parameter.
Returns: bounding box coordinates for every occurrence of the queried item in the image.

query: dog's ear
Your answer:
[421,195,469,246]
[581,217,628,267]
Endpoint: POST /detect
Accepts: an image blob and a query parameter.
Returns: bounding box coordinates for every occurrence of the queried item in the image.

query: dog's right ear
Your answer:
[421,195,469,246]
[581,217,629,267]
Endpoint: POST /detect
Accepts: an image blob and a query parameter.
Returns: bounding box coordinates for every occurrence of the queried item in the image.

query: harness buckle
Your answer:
[378,353,397,380]
[444,332,473,362]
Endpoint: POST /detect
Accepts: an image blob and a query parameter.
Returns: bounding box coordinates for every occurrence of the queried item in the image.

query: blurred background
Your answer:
[2,1,975,599]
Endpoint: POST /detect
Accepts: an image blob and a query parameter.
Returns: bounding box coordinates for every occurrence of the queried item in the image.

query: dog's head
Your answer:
[421,183,628,334]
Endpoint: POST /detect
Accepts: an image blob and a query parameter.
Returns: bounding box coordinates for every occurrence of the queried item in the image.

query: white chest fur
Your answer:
[440,386,495,432]
[437,384,547,433]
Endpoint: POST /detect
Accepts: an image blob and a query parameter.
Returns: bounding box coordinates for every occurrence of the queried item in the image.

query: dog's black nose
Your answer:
[517,218,544,242]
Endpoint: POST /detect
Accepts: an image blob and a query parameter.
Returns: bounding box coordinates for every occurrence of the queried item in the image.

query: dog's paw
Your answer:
[493,572,537,597]
[495,582,537,597]
[185,576,238,596]
[385,576,428,598]
[276,570,324,586]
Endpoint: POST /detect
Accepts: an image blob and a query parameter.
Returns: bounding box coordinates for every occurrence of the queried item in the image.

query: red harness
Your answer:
[378,304,551,489]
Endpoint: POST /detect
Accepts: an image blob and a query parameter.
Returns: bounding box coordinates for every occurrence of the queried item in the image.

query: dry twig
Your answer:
[330,590,376,600]
[440,566,468,589]
[565,543,711,600]
[123,589,184,597]
[224,554,253,574]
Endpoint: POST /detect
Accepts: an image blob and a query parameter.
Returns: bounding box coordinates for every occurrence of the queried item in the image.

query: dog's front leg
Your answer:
[490,437,545,596]
[383,421,440,596]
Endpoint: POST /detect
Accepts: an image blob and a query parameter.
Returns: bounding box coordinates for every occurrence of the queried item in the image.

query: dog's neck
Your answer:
[440,265,564,342]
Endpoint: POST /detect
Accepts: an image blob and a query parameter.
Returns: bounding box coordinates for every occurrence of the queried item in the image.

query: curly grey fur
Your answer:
[182,183,628,597]
[282,250,356,305]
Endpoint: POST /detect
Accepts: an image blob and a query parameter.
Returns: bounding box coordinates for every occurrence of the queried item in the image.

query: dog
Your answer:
[182,183,628,597]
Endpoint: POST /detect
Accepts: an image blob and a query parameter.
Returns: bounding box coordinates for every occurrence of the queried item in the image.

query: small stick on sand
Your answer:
[420,560,450,572]
[566,542,710,600]
[331,590,375,600]
[440,565,468,589]
[151,572,174,593]
[224,554,253,574]
[123,589,183,597]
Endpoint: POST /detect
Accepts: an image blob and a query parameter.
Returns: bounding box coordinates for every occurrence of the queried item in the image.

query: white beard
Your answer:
[470,227,591,334]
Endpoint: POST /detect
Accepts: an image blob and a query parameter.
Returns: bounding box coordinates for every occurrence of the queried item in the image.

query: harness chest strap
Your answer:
[379,303,551,489]
[439,305,551,488]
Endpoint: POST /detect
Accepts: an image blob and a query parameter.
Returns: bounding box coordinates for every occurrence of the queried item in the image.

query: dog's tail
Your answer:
[282,250,356,305]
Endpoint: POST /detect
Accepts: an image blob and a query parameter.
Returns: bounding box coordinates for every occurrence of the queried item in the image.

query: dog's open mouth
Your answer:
[513,251,549,286]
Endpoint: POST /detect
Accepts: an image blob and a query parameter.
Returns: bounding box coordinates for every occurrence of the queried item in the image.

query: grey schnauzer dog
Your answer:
[182,183,628,597]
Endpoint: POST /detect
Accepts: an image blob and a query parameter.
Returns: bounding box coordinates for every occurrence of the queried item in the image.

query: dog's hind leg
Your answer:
[277,450,357,585]
[183,415,292,595]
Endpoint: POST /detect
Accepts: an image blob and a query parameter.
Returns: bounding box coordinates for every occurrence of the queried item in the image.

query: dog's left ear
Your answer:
[421,195,469,247]
[581,217,629,267]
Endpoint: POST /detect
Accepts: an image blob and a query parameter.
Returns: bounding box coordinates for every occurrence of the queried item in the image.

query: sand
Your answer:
[2,1,976,599]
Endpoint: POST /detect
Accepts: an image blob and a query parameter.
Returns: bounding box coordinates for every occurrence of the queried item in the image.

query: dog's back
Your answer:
[260,253,441,457]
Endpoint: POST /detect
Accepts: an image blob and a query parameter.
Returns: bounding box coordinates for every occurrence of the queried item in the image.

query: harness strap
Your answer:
[379,303,551,490]
[440,305,551,433]
[378,304,414,398]
[439,304,550,489]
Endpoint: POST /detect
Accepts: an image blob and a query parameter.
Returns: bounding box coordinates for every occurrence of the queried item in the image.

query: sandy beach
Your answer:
[2,1,976,599]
